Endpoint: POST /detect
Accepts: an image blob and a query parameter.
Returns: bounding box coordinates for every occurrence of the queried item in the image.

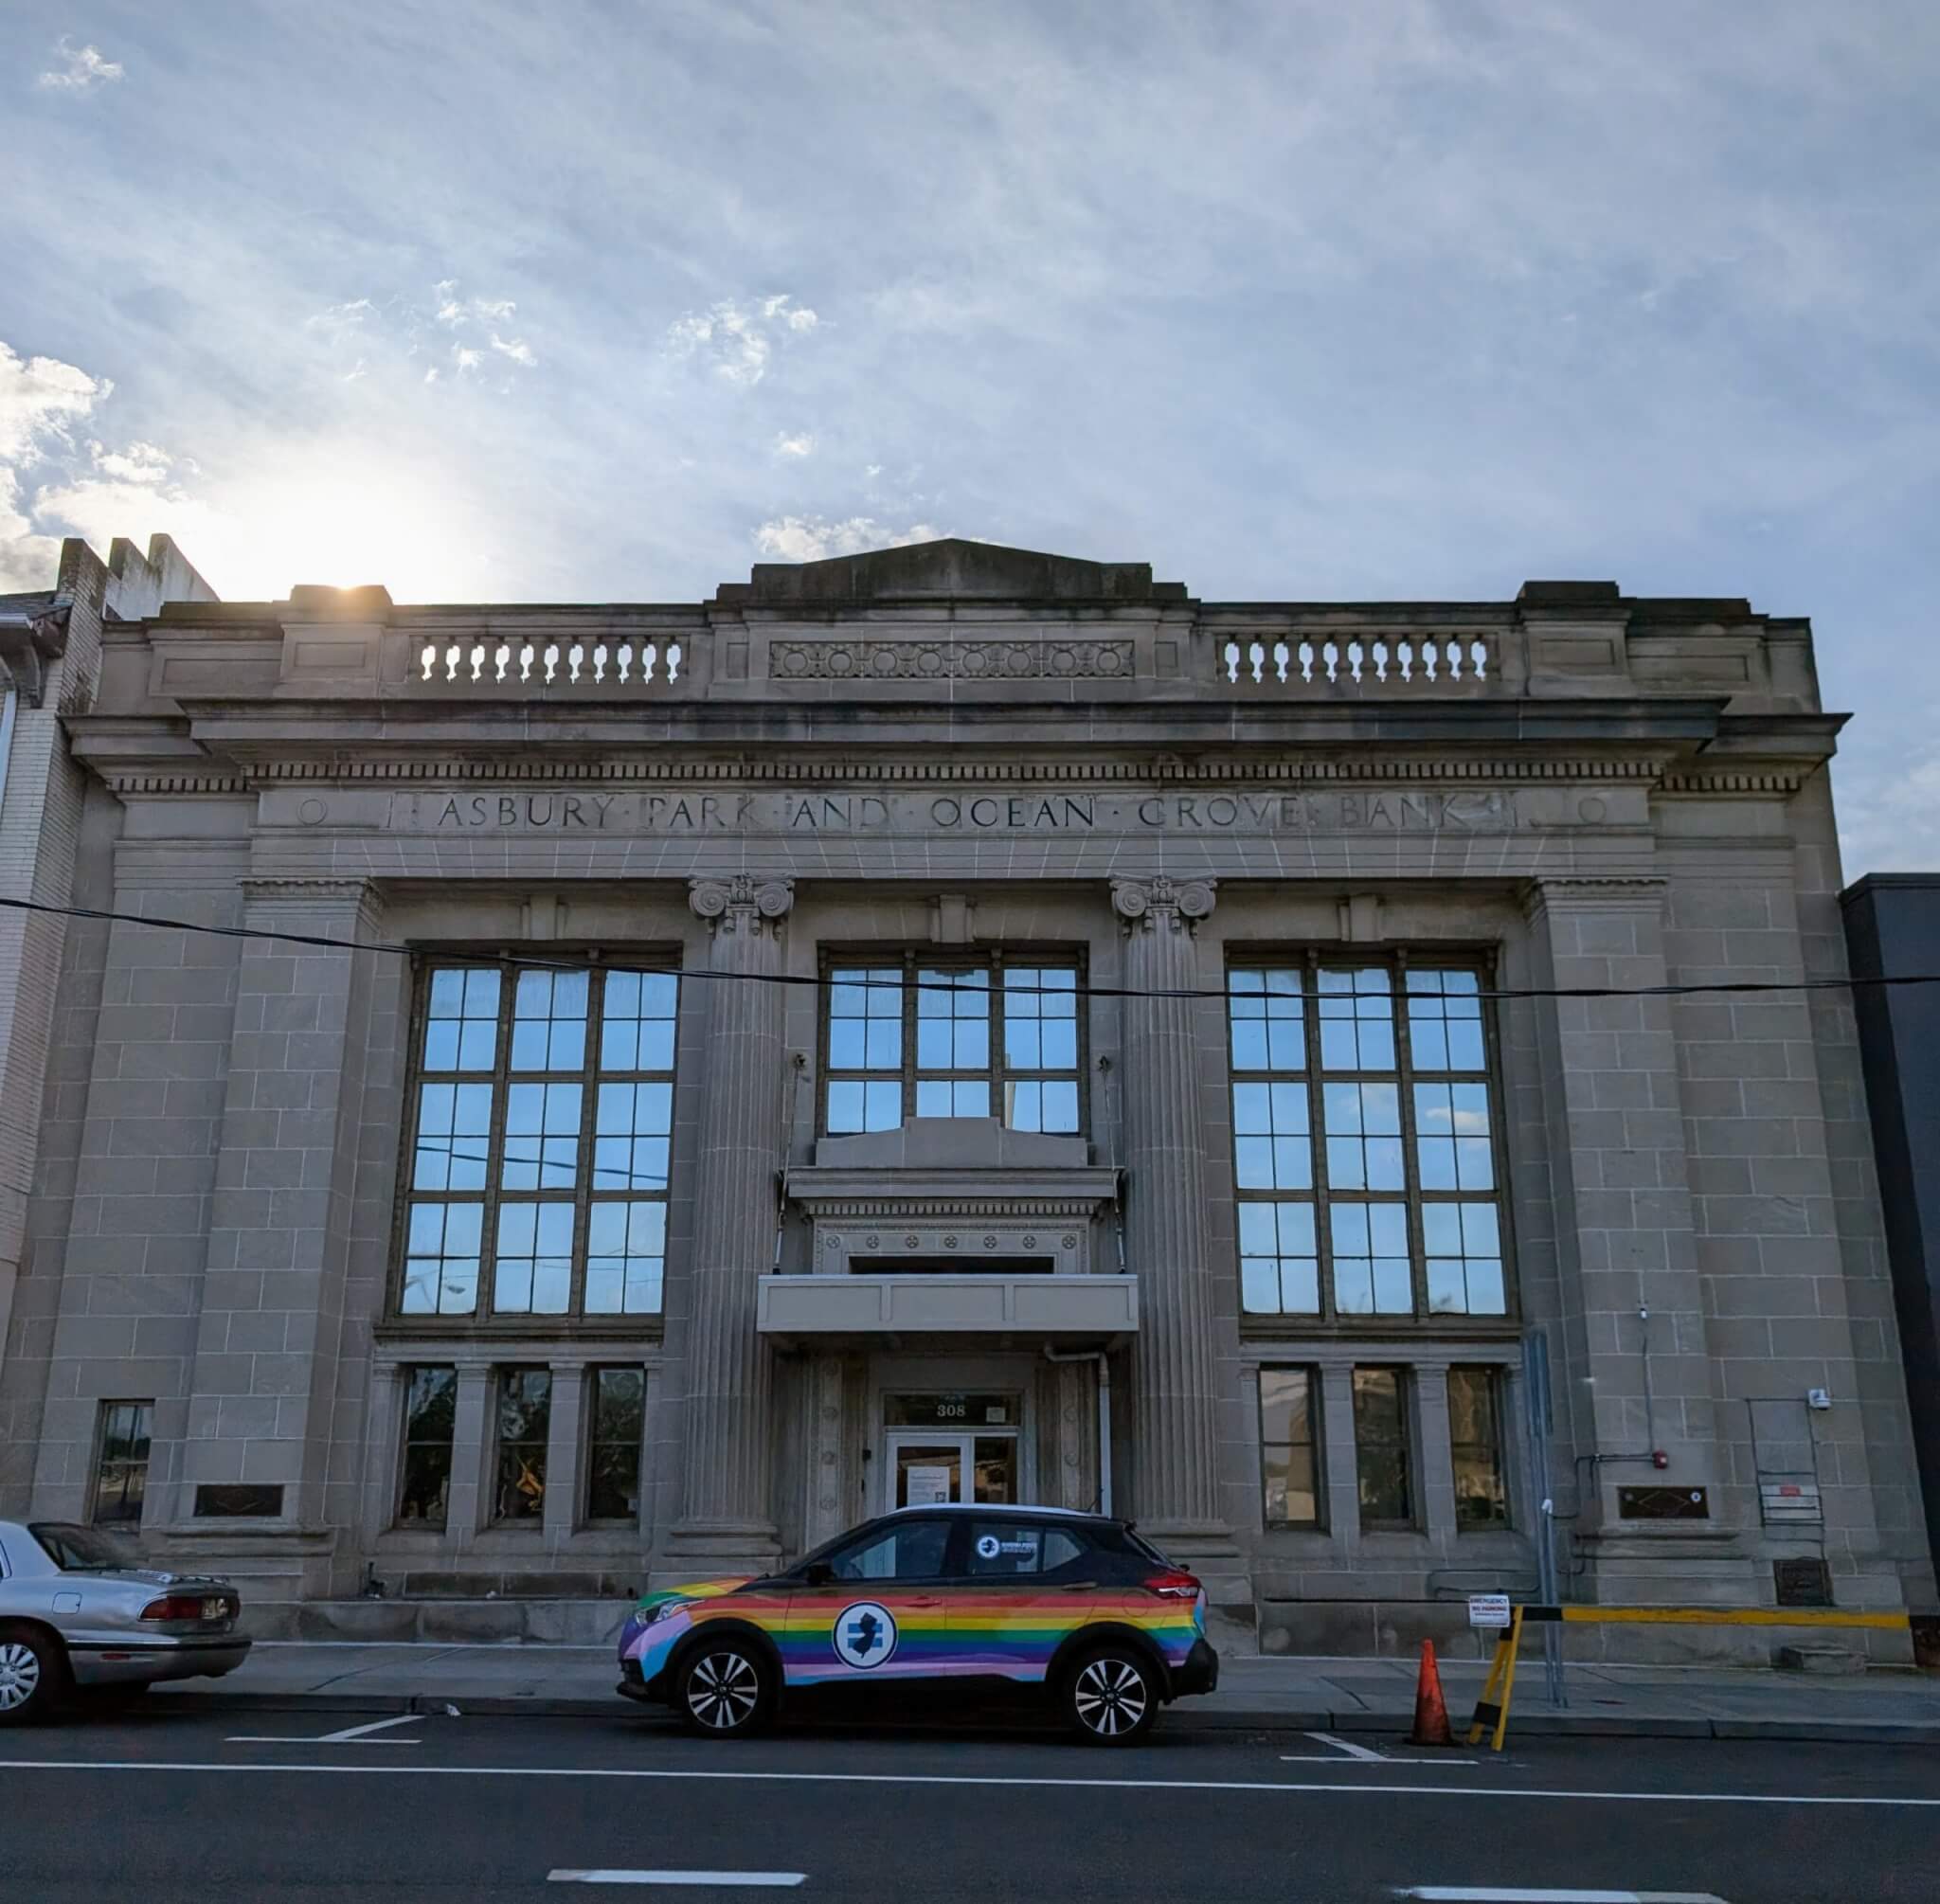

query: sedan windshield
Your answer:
[29,1522,142,1571]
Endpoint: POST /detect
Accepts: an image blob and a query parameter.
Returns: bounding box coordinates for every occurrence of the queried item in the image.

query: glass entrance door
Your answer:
[886,1432,1018,1509]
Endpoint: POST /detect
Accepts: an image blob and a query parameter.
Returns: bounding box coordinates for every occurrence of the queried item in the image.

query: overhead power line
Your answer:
[0,892,1928,1007]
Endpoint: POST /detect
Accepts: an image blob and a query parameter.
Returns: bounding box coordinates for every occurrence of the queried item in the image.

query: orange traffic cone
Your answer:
[1410,1639,1453,1748]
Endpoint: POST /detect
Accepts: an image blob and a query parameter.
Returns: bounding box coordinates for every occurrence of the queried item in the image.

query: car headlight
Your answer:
[643,1599,682,1626]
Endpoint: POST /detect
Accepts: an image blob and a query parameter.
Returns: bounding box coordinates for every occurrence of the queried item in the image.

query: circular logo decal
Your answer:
[975,1534,1001,1561]
[832,1600,899,1670]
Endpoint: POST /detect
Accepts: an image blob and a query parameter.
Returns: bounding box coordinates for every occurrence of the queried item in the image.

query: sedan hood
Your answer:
[631,1576,752,1619]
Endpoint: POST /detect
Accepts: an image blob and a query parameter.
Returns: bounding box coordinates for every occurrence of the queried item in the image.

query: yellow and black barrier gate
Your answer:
[1464,1605,1914,1751]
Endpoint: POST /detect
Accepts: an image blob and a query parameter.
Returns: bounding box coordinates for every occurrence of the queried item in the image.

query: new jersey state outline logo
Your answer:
[832,1600,899,1670]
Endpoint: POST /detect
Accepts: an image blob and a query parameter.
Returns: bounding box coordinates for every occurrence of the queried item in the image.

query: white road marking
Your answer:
[3,1760,1937,1807]
[1398,1891,1727,1902]
[548,1873,805,1889]
[1282,1755,1483,1768]
[225,1714,422,1745]
[1305,1730,1389,1762]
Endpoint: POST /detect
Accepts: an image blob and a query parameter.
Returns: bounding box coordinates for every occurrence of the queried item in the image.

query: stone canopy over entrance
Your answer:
[0,537,1930,1662]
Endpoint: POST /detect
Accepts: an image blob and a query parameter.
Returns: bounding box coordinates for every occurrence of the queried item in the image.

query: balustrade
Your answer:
[412,635,684,689]
[1218,631,1498,692]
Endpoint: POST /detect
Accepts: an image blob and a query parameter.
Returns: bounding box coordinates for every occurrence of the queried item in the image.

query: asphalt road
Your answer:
[4,1704,1936,1901]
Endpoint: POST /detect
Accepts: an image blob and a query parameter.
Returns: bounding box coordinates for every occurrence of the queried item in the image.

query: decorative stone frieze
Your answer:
[769,638,1132,681]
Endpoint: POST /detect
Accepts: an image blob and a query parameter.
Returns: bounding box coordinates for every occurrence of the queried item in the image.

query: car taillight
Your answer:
[1142,1571,1201,1600]
[140,1595,213,1621]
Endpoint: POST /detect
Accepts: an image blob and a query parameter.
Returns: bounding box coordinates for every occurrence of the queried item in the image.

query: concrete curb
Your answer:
[143,1685,1940,1746]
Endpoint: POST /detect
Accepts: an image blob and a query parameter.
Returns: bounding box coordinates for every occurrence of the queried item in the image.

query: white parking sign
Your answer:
[1467,1593,1513,1628]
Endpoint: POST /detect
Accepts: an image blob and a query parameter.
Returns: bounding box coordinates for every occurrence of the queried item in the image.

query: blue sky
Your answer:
[2,2,1935,871]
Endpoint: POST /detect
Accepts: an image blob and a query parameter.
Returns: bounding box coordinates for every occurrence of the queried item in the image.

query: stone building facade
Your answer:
[0,538,1931,1657]
[0,534,216,1416]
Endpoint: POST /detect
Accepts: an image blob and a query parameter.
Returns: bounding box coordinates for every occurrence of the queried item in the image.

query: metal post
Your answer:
[1521,1327,1568,1709]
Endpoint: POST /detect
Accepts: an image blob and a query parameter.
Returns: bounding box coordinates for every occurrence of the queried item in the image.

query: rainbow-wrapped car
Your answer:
[616,1505,1217,1744]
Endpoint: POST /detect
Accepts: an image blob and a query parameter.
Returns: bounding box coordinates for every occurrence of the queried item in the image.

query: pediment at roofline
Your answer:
[718,538,1187,608]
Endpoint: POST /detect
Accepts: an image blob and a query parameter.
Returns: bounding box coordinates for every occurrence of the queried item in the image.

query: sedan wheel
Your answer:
[678,1644,768,1737]
[1066,1648,1156,1746]
[0,1630,62,1727]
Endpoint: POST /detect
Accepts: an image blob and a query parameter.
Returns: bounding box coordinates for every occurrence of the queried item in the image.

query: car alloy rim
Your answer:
[687,1651,760,1730]
[0,1642,42,1711]
[1073,1657,1147,1735]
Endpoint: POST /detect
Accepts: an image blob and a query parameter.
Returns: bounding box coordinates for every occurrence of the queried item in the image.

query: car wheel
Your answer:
[0,1626,65,1728]
[1064,1645,1158,1746]
[676,1640,770,1738]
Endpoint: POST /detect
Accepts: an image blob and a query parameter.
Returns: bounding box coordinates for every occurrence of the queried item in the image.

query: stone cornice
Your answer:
[212,754,1681,787]
[1658,769,1805,796]
[99,770,252,797]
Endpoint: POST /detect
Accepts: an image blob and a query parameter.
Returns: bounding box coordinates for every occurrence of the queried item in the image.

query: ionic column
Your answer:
[1110,875,1227,1539]
[672,874,793,1566]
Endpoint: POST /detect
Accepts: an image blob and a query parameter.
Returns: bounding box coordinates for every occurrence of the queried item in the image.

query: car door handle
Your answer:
[904,1596,943,1608]
[1060,1581,1098,1591]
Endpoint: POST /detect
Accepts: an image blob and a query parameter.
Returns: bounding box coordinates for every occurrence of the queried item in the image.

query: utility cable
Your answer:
[1,890,1929,1006]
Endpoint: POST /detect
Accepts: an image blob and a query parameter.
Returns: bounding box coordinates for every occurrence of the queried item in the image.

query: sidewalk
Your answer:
[150,1642,1940,1745]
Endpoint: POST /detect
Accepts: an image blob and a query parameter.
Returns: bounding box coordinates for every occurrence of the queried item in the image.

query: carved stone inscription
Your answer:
[388,787,1518,835]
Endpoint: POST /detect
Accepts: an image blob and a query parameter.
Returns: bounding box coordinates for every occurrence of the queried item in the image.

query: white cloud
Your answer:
[752,516,945,563]
[490,333,537,368]
[667,294,820,387]
[436,283,519,329]
[423,367,440,385]
[37,39,123,92]
[343,359,368,383]
[305,298,373,336]
[87,440,171,485]
[452,345,484,374]
[773,432,815,459]
[0,342,117,588]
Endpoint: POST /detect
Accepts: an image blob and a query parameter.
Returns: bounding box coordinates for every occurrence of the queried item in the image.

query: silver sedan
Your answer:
[0,1519,251,1723]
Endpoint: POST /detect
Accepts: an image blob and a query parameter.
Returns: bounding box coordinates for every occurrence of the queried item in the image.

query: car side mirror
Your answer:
[800,1561,835,1587]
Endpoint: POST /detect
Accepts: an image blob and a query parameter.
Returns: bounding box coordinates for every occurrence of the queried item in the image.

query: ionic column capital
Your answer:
[689,874,795,936]
[1110,874,1217,935]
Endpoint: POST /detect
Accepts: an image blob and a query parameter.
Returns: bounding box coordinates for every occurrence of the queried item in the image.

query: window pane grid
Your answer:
[396,962,677,1322]
[586,1367,647,1522]
[1229,960,1509,1325]
[821,956,1084,1136]
[1449,1365,1511,1530]
[1258,1367,1323,1529]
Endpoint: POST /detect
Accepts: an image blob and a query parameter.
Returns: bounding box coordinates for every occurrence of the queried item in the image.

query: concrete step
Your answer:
[260,1597,634,1644]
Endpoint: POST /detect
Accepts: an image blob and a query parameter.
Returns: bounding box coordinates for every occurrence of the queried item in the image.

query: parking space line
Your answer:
[548,1873,805,1889]
[225,1714,422,1745]
[1397,1890,1727,1902]
[1305,1730,1389,1762]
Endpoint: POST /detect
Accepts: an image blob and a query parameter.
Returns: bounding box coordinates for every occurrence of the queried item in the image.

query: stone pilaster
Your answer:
[1524,876,1749,1604]
[1110,875,1230,1549]
[542,1363,587,1540]
[670,874,793,1568]
[168,878,385,1590]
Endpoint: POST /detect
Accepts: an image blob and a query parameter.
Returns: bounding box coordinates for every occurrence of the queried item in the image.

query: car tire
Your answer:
[0,1626,66,1728]
[1063,1644,1159,1746]
[675,1639,772,1738]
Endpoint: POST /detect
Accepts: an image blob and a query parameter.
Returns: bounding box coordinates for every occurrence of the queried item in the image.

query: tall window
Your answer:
[90,1401,153,1526]
[1353,1366,1415,1531]
[585,1368,647,1524]
[1228,962,1507,1323]
[823,957,1082,1135]
[1448,1366,1511,1530]
[398,962,678,1320]
[396,1367,458,1528]
[493,1368,551,1522]
[1258,1368,1323,1530]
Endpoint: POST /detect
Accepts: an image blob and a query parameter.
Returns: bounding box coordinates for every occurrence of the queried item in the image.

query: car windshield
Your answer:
[29,1522,142,1572]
